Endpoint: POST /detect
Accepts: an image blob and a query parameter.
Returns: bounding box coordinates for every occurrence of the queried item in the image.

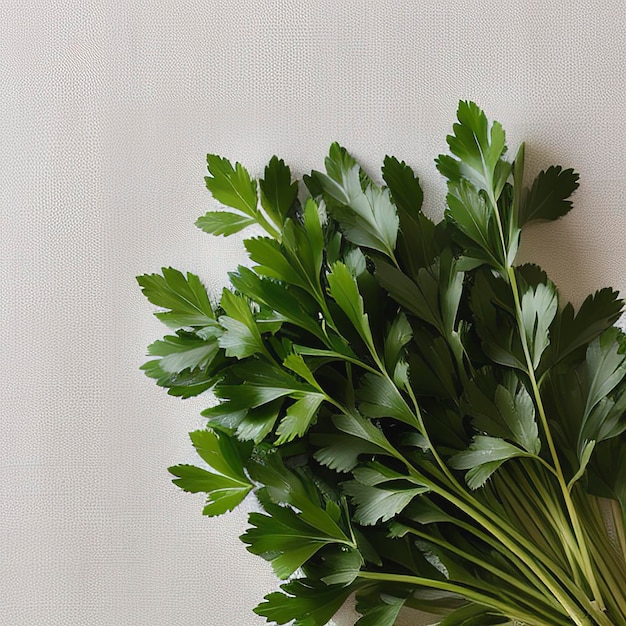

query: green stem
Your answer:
[522,467,585,585]
[403,463,597,625]
[356,571,558,626]
[396,523,567,620]
[507,265,605,612]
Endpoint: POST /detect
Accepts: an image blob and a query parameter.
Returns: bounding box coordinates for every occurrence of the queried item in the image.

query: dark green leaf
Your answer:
[445,180,503,270]
[544,288,623,370]
[259,156,299,226]
[332,412,398,457]
[344,463,429,525]
[384,313,413,372]
[357,372,418,427]
[355,590,408,626]
[229,266,324,340]
[470,271,525,370]
[140,359,217,398]
[407,330,459,400]
[319,546,364,585]
[248,452,348,540]
[254,578,357,626]
[375,259,443,334]
[242,502,355,579]
[137,267,215,328]
[189,429,251,482]
[312,434,386,472]
[203,399,282,443]
[519,165,580,226]
[381,155,424,216]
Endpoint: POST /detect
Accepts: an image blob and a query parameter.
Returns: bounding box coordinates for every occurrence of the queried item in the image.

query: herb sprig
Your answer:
[139,102,626,626]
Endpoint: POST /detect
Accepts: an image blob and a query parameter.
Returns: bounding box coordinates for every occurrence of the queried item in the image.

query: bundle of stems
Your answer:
[139,102,626,625]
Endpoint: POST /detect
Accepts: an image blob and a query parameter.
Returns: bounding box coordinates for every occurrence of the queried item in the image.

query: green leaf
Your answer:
[319,546,364,585]
[137,267,215,328]
[519,165,580,226]
[312,434,386,472]
[519,278,558,369]
[282,199,325,293]
[545,288,623,370]
[450,436,532,489]
[275,394,325,444]
[332,412,398,457]
[245,200,325,303]
[583,388,626,446]
[327,262,376,352]
[147,332,219,374]
[583,328,626,420]
[218,289,268,359]
[374,259,443,334]
[445,180,503,270]
[245,236,306,287]
[381,155,424,216]
[259,155,299,227]
[568,440,596,490]
[344,463,430,525]
[324,142,368,187]
[407,329,459,400]
[463,371,540,452]
[169,431,253,517]
[313,147,398,258]
[493,384,540,454]
[283,352,323,390]
[205,154,258,217]
[439,251,464,338]
[355,591,408,626]
[254,578,357,626]
[247,452,349,540]
[242,502,354,579]
[203,399,282,443]
[588,438,626,518]
[470,271,525,370]
[381,156,438,275]
[436,100,510,199]
[140,359,217,398]
[229,266,324,341]
[343,478,429,525]
[189,429,251,482]
[195,210,256,236]
[357,372,418,427]
[384,313,413,372]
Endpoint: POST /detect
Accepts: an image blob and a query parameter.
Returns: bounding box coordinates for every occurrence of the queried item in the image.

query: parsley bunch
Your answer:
[138,102,626,626]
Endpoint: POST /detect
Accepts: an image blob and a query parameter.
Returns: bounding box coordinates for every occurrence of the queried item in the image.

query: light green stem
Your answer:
[357,571,560,626]
[507,265,605,612]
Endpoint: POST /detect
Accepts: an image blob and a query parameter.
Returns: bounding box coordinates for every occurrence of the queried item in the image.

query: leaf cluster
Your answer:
[139,102,626,626]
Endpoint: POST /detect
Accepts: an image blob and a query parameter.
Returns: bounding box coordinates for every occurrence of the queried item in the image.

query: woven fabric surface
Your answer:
[2,1,626,624]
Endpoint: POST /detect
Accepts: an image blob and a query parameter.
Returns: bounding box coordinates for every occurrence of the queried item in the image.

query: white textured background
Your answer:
[2,1,625,625]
